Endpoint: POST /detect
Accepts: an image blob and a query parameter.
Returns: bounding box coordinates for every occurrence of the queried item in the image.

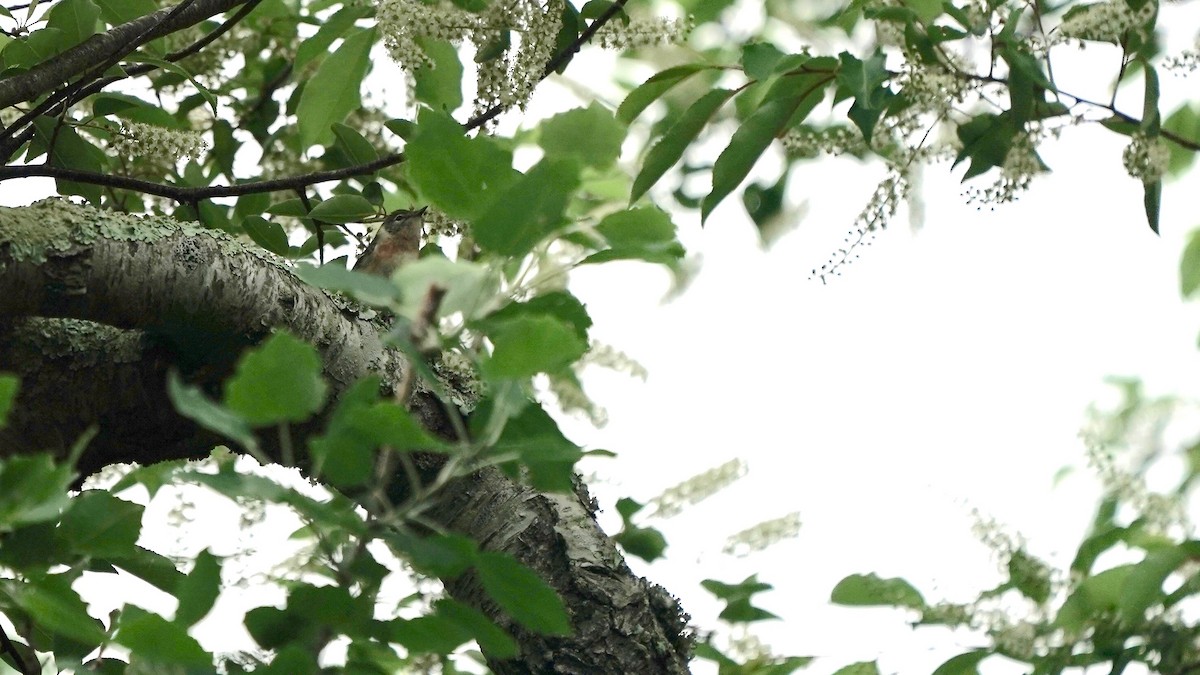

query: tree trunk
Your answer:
[0,200,692,673]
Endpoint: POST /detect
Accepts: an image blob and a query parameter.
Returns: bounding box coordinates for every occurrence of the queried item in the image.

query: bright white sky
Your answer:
[5,5,1200,673]
[566,104,1200,673]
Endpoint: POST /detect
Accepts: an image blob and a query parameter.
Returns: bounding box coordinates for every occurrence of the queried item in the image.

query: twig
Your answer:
[0,624,33,675]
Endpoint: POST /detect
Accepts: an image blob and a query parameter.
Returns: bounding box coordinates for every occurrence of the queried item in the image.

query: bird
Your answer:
[353,206,427,277]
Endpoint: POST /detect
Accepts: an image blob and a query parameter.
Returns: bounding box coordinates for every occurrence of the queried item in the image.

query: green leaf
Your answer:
[94,0,156,25]
[391,257,499,323]
[115,608,211,666]
[1144,179,1161,234]
[485,400,584,492]
[224,332,327,426]
[294,262,400,306]
[1163,104,1200,176]
[472,158,580,257]
[702,72,832,222]
[617,63,713,123]
[592,206,684,264]
[0,373,16,428]
[241,216,290,255]
[174,550,221,628]
[741,42,785,80]
[386,530,477,578]
[263,198,309,219]
[550,1,583,74]
[701,575,779,623]
[838,51,892,141]
[127,56,219,114]
[631,88,735,203]
[32,117,106,203]
[904,0,943,21]
[331,122,379,166]
[406,108,519,221]
[45,0,99,48]
[483,315,588,378]
[476,552,571,635]
[539,103,625,169]
[953,113,1017,180]
[483,291,592,343]
[1142,62,1160,134]
[388,613,473,654]
[307,194,376,223]
[58,491,142,558]
[931,650,990,675]
[167,371,258,453]
[830,573,925,609]
[435,599,519,659]
[412,37,464,111]
[294,4,367,71]
[105,547,185,594]
[832,662,880,675]
[1181,229,1200,298]
[615,524,667,562]
[297,27,376,148]
[7,574,106,645]
[0,454,74,529]
[1059,565,1137,632]
[1118,547,1186,621]
[312,402,445,488]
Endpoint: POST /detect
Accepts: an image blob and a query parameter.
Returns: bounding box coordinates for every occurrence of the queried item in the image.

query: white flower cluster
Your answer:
[1081,435,1188,533]
[377,0,477,70]
[581,341,648,380]
[986,616,1041,660]
[856,170,910,232]
[377,0,568,113]
[379,0,687,114]
[547,374,608,426]
[721,512,801,556]
[108,122,207,162]
[781,126,867,158]
[592,15,692,50]
[651,459,747,518]
[1056,0,1156,43]
[1122,132,1169,183]
[896,62,970,120]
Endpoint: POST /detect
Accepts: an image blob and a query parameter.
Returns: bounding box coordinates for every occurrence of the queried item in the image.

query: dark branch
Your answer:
[0,0,264,161]
[0,152,403,200]
[0,0,249,111]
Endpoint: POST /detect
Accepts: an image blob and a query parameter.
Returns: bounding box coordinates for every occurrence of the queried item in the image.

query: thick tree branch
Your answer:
[0,200,693,673]
[0,0,249,111]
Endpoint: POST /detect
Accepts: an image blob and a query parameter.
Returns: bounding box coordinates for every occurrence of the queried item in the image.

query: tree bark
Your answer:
[0,200,692,673]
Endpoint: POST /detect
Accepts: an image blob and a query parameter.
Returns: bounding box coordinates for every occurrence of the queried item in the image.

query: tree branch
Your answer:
[0,152,403,200]
[0,0,249,112]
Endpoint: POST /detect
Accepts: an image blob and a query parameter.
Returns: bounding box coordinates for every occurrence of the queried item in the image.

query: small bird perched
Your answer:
[353,206,427,277]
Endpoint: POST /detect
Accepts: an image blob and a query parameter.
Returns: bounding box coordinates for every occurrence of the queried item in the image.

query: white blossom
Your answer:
[651,459,747,518]
[1056,0,1156,43]
[108,122,206,162]
[1122,132,1170,183]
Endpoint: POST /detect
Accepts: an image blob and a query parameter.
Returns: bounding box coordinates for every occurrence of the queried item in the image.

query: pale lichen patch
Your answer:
[0,198,246,263]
